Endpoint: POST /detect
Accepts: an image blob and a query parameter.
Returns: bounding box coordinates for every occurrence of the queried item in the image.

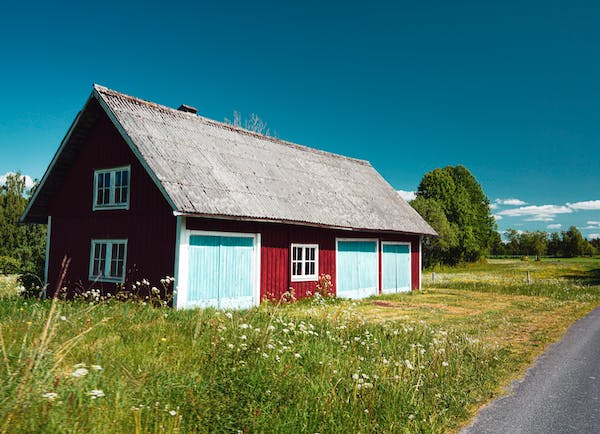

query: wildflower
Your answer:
[228,343,235,349]
[60,316,67,321]
[442,361,449,367]
[87,389,105,399]
[42,392,58,401]
[72,367,89,378]
[240,323,249,329]
[169,410,177,416]
[352,373,359,380]
[294,353,301,359]
[225,312,233,319]
[161,337,167,342]
[240,335,247,341]
[91,364,103,371]
[405,360,414,370]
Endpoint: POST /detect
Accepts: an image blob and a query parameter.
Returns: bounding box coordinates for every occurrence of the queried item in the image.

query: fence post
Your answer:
[432,272,435,283]
[527,270,531,285]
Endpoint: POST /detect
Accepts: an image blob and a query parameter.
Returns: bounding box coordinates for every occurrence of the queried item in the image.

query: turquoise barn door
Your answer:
[381,243,411,294]
[218,236,255,309]
[336,240,378,299]
[188,234,255,309]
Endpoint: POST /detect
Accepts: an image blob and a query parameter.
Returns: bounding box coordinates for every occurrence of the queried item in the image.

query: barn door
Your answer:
[336,240,378,299]
[187,234,256,309]
[381,242,411,294]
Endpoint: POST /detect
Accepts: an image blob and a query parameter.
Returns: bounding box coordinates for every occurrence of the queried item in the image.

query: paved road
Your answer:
[461,306,600,434]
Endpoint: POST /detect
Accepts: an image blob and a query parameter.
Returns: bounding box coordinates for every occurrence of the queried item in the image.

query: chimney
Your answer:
[177,104,197,114]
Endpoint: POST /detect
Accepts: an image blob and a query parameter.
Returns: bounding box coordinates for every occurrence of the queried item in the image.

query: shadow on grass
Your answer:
[563,268,600,285]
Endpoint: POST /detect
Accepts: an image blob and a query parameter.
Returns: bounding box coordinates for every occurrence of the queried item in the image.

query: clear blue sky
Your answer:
[1,0,599,239]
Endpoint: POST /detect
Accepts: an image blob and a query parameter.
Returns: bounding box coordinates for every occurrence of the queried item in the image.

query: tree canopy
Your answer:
[411,165,496,265]
[0,173,46,279]
[497,226,596,257]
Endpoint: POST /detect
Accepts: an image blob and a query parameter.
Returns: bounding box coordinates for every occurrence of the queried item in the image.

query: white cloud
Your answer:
[567,200,600,210]
[397,190,416,202]
[588,233,600,240]
[497,205,572,222]
[495,198,527,206]
[489,203,498,210]
[0,172,35,190]
[547,224,562,229]
[586,221,600,228]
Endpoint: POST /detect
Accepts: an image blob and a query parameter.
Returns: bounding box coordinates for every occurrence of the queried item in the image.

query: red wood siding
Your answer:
[185,217,422,300]
[46,108,176,295]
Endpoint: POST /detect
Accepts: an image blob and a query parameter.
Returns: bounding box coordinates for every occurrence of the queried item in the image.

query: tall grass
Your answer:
[0,295,508,433]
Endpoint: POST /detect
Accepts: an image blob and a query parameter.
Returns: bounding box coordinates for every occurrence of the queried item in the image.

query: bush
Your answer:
[0,256,20,274]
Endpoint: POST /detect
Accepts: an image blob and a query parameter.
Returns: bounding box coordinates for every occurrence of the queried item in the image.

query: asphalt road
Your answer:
[461,306,600,434]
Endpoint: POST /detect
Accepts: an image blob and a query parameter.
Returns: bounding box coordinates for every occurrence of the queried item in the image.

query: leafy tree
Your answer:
[410,196,458,267]
[413,165,496,264]
[0,173,46,281]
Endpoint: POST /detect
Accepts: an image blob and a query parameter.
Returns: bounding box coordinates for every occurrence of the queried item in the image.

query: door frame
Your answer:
[175,222,261,309]
[381,241,412,294]
[335,237,380,299]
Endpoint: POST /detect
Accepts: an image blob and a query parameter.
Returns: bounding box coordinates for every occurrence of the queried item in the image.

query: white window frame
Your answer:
[290,243,319,282]
[93,165,131,210]
[89,239,128,283]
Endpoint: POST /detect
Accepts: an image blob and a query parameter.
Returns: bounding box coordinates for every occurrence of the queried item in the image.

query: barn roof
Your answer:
[22,85,436,236]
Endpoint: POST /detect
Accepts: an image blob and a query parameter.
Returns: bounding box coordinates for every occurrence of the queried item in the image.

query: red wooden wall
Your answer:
[46,107,176,295]
[186,217,422,301]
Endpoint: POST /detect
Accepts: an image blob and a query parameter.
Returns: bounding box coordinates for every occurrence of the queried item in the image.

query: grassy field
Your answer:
[0,258,599,433]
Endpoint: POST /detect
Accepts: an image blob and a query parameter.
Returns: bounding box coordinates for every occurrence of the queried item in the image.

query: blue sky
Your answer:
[1,1,599,239]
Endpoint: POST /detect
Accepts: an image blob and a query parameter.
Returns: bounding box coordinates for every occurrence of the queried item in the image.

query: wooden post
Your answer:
[527,270,531,285]
[432,272,435,283]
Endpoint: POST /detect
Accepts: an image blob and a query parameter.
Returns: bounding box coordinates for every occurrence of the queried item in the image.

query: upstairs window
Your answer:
[291,244,318,281]
[93,166,130,210]
[89,239,127,282]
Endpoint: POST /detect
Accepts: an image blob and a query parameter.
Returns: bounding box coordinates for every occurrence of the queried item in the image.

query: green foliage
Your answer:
[413,165,496,264]
[502,227,595,258]
[0,172,47,285]
[410,196,458,267]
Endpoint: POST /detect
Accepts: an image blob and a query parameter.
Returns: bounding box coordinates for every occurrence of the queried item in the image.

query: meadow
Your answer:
[0,258,599,433]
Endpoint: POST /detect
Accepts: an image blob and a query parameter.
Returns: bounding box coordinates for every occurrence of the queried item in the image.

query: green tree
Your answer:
[0,173,46,280]
[410,196,459,267]
[414,165,496,264]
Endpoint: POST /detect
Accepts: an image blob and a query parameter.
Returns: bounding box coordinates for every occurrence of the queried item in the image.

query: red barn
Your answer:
[22,85,436,309]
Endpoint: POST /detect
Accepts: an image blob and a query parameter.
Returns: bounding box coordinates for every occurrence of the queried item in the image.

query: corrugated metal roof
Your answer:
[22,84,436,236]
[94,85,436,235]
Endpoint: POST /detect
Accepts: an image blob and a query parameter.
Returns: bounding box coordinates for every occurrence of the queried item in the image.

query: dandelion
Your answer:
[169,410,177,416]
[42,392,58,401]
[228,343,235,349]
[72,367,89,378]
[60,316,67,321]
[240,335,247,341]
[352,373,359,380]
[294,353,301,359]
[87,389,105,399]
[240,323,249,329]
[442,361,449,367]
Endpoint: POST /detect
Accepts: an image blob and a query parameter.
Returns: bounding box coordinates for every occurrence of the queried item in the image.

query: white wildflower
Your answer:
[71,367,89,378]
[405,360,414,370]
[87,389,105,399]
[442,361,449,367]
[169,410,177,416]
[60,316,67,321]
[91,365,103,371]
[42,392,58,401]
[240,323,249,329]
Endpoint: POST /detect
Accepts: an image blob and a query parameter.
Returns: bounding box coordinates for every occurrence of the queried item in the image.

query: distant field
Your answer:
[0,258,599,433]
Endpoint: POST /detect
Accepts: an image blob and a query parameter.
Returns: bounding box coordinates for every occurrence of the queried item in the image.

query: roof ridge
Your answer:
[93,84,371,167]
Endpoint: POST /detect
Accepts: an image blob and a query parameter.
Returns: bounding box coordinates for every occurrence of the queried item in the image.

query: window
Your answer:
[291,244,318,281]
[93,166,130,210]
[89,240,127,282]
